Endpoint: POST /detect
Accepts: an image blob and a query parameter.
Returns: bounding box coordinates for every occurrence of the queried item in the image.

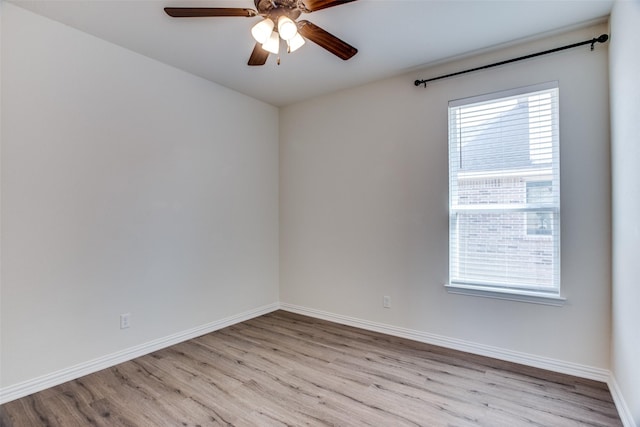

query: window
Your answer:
[526,181,553,236]
[447,82,562,303]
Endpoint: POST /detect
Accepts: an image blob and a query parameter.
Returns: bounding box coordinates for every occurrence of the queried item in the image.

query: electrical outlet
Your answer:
[383,296,391,309]
[120,313,131,329]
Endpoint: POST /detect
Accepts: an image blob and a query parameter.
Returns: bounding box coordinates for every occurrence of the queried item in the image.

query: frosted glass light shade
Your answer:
[262,31,280,54]
[251,18,274,43]
[277,16,298,41]
[288,33,305,53]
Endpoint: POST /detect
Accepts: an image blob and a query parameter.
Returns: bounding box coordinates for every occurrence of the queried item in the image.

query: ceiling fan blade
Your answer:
[164,7,257,18]
[302,0,357,12]
[248,43,270,66]
[297,20,357,60]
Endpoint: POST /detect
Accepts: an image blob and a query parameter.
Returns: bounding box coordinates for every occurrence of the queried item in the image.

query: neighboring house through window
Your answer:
[447,82,562,303]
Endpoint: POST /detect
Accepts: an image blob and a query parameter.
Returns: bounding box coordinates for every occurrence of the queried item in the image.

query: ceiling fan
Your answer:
[164,0,358,66]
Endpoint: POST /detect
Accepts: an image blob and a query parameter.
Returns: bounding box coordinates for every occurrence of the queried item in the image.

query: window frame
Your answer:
[445,82,565,305]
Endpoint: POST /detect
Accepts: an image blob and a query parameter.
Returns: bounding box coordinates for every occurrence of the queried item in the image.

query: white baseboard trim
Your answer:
[608,374,637,427]
[0,302,279,405]
[280,303,611,383]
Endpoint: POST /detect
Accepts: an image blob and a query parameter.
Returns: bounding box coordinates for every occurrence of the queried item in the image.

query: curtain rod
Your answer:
[414,34,609,88]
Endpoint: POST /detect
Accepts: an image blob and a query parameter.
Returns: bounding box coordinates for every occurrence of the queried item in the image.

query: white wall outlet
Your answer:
[120,313,131,329]
[383,296,391,309]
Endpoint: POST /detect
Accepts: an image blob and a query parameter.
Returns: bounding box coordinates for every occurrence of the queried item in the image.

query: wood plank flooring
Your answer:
[0,310,622,426]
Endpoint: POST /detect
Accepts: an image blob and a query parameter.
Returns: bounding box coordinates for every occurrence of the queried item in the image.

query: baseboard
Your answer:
[0,302,279,405]
[608,374,637,427]
[280,303,611,383]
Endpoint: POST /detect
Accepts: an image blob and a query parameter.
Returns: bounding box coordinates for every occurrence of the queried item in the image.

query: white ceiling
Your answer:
[8,0,613,106]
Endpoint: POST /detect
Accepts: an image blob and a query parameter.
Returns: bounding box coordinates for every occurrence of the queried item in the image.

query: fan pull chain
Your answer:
[277,56,281,65]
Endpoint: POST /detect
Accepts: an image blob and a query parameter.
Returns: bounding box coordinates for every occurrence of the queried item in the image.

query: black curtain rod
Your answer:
[414,34,609,88]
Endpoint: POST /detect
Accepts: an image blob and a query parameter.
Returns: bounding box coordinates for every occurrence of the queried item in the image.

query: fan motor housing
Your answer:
[255,0,304,17]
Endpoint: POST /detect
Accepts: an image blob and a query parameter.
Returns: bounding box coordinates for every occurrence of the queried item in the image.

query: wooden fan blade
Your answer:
[302,0,357,12]
[297,20,357,60]
[248,43,270,66]
[164,7,257,17]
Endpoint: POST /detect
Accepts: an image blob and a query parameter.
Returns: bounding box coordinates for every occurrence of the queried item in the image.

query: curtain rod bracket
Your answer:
[414,34,609,88]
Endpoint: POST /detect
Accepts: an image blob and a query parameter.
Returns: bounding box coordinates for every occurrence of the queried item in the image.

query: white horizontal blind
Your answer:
[448,82,560,294]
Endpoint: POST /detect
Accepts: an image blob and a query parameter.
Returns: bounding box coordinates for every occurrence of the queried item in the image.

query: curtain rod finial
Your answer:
[591,34,609,50]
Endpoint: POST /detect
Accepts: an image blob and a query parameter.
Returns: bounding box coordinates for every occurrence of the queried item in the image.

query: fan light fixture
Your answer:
[262,30,280,54]
[288,32,305,53]
[251,18,274,44]
[251,15,303,56]
[277,16,297,40]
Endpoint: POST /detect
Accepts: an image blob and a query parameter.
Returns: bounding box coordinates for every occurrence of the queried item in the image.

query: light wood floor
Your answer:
[0,310,622,426]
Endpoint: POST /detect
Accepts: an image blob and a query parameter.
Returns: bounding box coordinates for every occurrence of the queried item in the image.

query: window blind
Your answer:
[448,82,560,294]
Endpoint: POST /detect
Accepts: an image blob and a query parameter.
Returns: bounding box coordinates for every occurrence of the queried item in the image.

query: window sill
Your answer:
[444,283,566,306]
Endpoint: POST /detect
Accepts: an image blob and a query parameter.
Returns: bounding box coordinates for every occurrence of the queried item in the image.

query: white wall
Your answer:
[280,24,611,370]
[1,3,279,388]
[610,0,640,424]
[0,0,3,389]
